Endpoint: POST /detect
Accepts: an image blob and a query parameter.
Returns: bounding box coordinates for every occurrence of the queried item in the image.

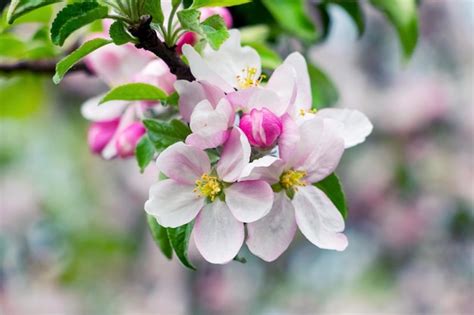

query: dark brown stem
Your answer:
[0,60,92,75]
[128,15,194,81]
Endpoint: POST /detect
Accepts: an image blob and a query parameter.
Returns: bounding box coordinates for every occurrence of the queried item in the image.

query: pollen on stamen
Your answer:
[194,174,222,201]
[236,67,265,89]
[280,169,307,191]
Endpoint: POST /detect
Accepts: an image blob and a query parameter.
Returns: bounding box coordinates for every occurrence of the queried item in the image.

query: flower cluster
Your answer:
[144,30,373,264]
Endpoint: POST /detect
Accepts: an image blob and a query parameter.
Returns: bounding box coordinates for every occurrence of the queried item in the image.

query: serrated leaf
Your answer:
[262,0,318,41]
[147,215,173,259]
[7,0,61,24]
[167,223,196,270]
[308,62,339,108]
[143,119,191,151]
[201,14,229,50]
[135,135,155,173]
[370,0,418,60]
[51,1,108,46]
[100,83,168,104]
[53,38,111,84]
[109,20,135,45]
[177,9,201,33]
[144,0,164,24]
[314,173,348,219]
[191,0,251,9]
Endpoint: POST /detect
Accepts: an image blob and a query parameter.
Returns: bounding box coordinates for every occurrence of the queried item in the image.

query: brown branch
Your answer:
[0,60,92,75]
[128,15,194,81]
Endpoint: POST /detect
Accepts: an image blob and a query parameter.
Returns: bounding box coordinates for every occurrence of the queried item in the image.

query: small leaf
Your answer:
[143,119,191,151]
[308,62,339,108]
[200,14,229,50]
[50,1,109,46]
[370,0,418,60]
[109,20,135,45]
[135,135,155,173]
[100,83,168,104]
[314,173,348,219]
[191,0,251,9]
[165,92,179,106]
[7,0,61,24]
[177,9,202,33]
[144,0,164,24]
[147,215,173,259]
[53,38,111,84]
[167,223,196,270]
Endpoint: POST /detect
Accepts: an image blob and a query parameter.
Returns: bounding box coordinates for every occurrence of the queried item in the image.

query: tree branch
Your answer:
[0,60,92,75]
[128,15,194,81]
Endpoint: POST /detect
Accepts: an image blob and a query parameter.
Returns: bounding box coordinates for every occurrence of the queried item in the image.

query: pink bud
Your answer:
[88,120,120,154]
[176,32,197,54]
[239,108,282,149]
[115,122,146,158]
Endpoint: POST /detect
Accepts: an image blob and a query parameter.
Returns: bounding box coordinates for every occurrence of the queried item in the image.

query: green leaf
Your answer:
[308,62,339,108]
[370,0,418,60]
[177,9,201,33]
[165,92,179,106]
[99,83,168,104]
[329,0,365,37]
[0,74,44,118]
[262,0,318,41]
[167,223,196,270]
[314,173,348,219]
[144,0,164,24]
[0,34,27,58]
[191,0,251,9]
[109,20,135,45]
[53,38,111,84]
[245,42,281,69]
[50,1,108,46]
[143,119,191,151]
[135,135,155,173]
[200,14,229,50]
[147,215,173,259]
[7,0,61,24]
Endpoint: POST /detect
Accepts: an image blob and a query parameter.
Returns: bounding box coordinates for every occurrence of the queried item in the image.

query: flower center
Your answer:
[194,174,222,201]
[280,169,307,190]
[299,108,317,117]
[236,67,265,89]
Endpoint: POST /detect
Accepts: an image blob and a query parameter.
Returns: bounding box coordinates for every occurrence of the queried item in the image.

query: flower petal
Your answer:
[316,108,373,148]
[193,200,244,264]
[185,130,230,150]
[246,192,297,261]
[216,128,251,182]
[239,156,285,183]
[225,180,274,223]
[293,185,348,251]
[145,179,204,228]
[266,63,297,112]
[278,114,300,164]
[156,142,210,184]
[246,88,286,116]
[101,105,136,160]
[81,94,129,122]
[283,52,312,114]
[190,100,229,137]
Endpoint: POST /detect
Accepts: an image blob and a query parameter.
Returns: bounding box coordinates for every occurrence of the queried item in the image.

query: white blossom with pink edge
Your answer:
[145,128,274,264]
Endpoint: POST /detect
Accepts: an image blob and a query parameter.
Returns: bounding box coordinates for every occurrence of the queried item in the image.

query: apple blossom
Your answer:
[239,108,283,149]
[87,119,120,154]
[115,122,146,158]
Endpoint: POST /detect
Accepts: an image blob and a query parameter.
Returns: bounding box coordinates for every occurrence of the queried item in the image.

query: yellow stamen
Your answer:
[280,169,307,190]
[236,67,265,89]
[299,108,318,117]
[193,174,222,201]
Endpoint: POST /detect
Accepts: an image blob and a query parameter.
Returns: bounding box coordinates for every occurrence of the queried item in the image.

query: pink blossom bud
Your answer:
[88,120,120,154]
[176,32,197,54]
[115,122,146,158]
[239,108,283,149]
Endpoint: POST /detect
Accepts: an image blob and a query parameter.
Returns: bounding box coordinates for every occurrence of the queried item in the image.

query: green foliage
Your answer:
[0,74,44,118]
[147,215,173,259]
[7,0,61,24]
[314,173,348,219]
[135,135,155,173]
[370,0,418,60]
[0,34,27,58]
[177,9,201,33]
[261,0,318,41]
[109,20,135,45]
[190,0,251,9]
[50,1,108,46]
[308,62,339,108]
[53,38,111,84]
[99,83,168,104]
[143,119,192,151]
[144,0,164,24]
[330,0,365,37]
[167,222,196,270]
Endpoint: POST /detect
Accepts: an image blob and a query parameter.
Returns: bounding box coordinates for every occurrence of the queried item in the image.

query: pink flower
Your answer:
[87,119,120,154]
[133,59,177,95]
[145,128,274,264]
[239,108,283,149]
[115,122,146,158]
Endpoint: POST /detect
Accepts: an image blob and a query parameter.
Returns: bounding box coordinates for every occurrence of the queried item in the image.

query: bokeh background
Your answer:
[1,0,473,314]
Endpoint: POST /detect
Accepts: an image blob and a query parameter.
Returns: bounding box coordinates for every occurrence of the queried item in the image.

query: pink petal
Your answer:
[185,130,230,150]
[145,179,204,228]
[246,192,297,261]
[156,142,210,185]
[278,114,300,164]
[216,128,251,182]
[101,105,136,160]
[266,63,297,112]
[225,180,274,223]
[293,185,348,251]
[239,156,284,183]
[189,99,233,137]
[193,200,244,264]
[81,94,128,122]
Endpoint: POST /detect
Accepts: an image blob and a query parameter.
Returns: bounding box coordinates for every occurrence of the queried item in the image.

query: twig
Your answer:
[0,60,92,75]
[128,15,194,81]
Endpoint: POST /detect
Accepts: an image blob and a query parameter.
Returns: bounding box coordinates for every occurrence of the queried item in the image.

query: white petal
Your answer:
[266,63,297,112]
[317,108,373,148]
[193,200,244,264]
[247,88,286,116]
[246,192,297,261]
[156,142,210,185]
[145,179,204,228]
[293,185,348,251]
[283,52,312,113]
[239,156,284,183]
[190,99,229,137]
[216,128,251,182]
[225,180,274,223]
[81,94,129,122]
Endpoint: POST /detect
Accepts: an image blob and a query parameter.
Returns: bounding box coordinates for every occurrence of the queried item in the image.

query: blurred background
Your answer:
[1,0,473,314]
